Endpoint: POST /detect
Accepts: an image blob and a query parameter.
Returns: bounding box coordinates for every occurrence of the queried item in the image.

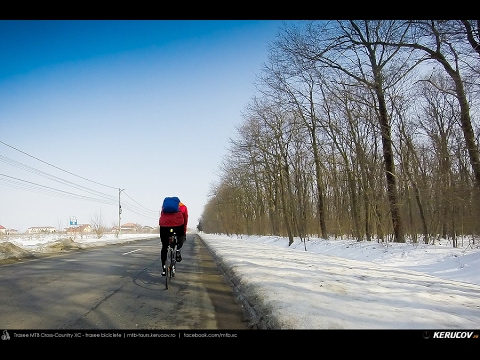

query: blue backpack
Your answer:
[162,197,180,213]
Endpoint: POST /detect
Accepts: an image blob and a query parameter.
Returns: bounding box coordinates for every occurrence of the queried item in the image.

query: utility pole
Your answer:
[118,188,124,236]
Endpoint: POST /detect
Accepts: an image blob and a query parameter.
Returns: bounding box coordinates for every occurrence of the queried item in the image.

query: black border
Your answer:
[2,329,480,341]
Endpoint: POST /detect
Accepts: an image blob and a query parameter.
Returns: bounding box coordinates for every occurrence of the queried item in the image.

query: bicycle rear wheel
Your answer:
[165,249,171,289]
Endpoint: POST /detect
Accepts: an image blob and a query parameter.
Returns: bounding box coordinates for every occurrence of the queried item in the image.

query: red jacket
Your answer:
[159,202,188,234]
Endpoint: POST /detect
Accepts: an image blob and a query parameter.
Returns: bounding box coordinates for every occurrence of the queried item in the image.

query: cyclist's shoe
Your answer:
[176,250,182,262]
[161,266,166,276]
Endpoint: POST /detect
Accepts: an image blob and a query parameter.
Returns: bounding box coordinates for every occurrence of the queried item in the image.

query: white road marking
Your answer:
[123,249,141,255]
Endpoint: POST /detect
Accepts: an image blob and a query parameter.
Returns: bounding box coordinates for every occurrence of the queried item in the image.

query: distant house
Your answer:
[27,226,57,234]
[121,222,139,233]
[66,224,92,234]
[0,226,18,235]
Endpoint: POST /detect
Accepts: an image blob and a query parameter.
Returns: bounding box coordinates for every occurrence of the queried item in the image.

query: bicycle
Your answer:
[165,228,177,289]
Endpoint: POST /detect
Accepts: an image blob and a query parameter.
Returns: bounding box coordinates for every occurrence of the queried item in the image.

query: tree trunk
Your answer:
[375,85,405,243]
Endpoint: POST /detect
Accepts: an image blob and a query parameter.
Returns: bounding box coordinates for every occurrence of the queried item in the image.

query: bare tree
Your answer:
[258,46,329,239]
[56,218,64,234]
[278,20,414,242]
[369,20,480,193]
[394,91,430,244]
[111,221,119,237]
[90,211,106,239]
[200,20,480,247]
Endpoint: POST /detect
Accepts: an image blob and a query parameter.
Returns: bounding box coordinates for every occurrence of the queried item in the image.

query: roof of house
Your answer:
[122,223,137,227]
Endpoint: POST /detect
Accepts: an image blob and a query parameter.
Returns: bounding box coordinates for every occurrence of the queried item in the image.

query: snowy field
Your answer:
[198,233,480,329]
[1,231,480,329]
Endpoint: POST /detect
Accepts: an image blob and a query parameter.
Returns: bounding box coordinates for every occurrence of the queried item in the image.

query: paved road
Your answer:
[0,234,252,330]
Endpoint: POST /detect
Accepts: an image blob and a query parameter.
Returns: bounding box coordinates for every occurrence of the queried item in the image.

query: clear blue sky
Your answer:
[0,20,296,232]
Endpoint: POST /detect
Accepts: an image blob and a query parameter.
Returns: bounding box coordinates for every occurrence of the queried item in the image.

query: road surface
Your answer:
[0,233,252,330]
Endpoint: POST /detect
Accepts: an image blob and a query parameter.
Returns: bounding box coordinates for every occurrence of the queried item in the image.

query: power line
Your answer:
[0,154,117,202]
[0,174,117,205]
[123,191,158,213]
[0,140,160,220]
[0,139,118,189]
[0,173,157,220]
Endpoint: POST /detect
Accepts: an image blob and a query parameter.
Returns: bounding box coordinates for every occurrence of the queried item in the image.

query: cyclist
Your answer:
[159,197,188,276]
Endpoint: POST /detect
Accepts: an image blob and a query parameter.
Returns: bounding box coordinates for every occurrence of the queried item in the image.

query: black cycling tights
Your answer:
[160,225,185,266]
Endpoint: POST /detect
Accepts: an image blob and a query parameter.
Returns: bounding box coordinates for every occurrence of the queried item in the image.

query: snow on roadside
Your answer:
[0,233,158,262]
[203,233,480,286]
